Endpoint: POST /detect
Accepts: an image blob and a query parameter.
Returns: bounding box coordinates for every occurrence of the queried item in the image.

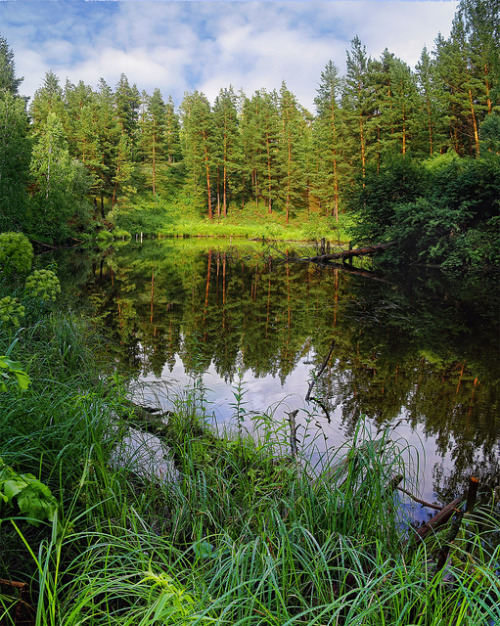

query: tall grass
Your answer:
[1,309,498,625]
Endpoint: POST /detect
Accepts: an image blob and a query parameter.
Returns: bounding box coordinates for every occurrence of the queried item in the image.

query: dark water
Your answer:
[57,238,500,509]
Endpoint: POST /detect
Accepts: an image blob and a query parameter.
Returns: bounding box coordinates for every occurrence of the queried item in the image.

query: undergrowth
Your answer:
[108,194,354,244]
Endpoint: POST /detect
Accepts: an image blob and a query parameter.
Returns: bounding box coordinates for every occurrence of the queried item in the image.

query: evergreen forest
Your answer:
[1,0,499,266]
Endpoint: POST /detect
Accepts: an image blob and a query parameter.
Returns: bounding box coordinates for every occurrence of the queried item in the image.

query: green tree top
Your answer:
[0,34,23,95]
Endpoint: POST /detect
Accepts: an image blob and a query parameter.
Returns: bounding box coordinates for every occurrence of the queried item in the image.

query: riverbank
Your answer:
[105,195,354,245]
[1,296,499,624]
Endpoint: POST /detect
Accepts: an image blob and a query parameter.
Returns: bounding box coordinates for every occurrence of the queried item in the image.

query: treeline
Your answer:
[0,0,498,247]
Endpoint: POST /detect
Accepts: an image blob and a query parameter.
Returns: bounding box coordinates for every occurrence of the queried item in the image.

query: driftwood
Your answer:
[397,485,442,511]
[435,476,479,571]
[413,497,463,542]
[317,262,395,284]
[304,242,395,265]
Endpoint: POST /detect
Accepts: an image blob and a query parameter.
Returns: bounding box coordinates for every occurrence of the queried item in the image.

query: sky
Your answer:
[0,0,459,112]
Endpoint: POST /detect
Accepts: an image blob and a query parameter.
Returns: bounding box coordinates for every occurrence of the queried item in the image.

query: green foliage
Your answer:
[96,228,131,244]
[29,112,92,243]
[0,354,30,392]
[0,92,31,230]
[349,152,500,269]
[480,113,500,153]
[0,231,34,275]
[0,296,25,326]
[0,458,58,525]
[349,156,426,244]
[24,269,61,303]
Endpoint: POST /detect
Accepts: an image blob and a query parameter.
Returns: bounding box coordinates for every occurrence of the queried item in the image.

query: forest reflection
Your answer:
[62,239,499,504]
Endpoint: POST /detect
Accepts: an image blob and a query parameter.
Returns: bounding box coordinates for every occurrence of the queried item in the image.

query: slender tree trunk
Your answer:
[223,119,228,217]
[150,269,155,324]
[331,102,339,223]
[266,132,272,214]
[203,131,212,219]
[223,161,227,217]
[286,135,291,224]
[216,167,221,217]
[359,116,366,183]
[152,132,156,197]
[426,96,434,155]
[468,87,480,157]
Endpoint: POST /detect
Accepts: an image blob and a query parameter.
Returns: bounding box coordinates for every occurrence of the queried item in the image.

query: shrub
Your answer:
[0,296,25,326]
[24,269,61,303]
[0,232,34,276]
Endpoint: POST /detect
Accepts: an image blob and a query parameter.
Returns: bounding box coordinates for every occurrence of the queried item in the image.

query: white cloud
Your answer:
[1,0,458,111]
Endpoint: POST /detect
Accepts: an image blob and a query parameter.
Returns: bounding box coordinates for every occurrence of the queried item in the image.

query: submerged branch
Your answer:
[302,241,396,265]
[305,339,335,422]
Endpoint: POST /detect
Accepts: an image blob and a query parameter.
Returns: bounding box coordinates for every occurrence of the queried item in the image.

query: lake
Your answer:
[58,238,500,512]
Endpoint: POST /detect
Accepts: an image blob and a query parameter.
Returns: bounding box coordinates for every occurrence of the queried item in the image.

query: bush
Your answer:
[0,296,25,326]
[24,269,61,303]
[0,232,34,276]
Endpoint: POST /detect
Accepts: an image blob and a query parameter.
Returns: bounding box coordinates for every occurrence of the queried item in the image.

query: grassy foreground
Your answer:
[1,305,499,625]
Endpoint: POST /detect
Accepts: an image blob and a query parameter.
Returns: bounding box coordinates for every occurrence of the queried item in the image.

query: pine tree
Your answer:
[114,74,141,158]
[458,0,500,116]
[313,61,345,220]
[29,71,66,134]
[212,86,242,216]
[278,82,308,222]
[139,88,167,196]
[343,37,372,180]
[94,79,120,211]
[385,57,419,156]
[0,34,23,95]
[180,91,214,217]
[164,96,182,165]
[0,92,31,230]
[112,134,136,205]
[0,35,30,230]
[415,47,447,156]
[240,90,280,213]
[433,1,498,158]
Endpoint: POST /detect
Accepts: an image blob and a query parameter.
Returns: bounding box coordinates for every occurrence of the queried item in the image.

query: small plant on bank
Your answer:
[0,232,34,277]
[0,458,58,525]
[24,269,61,303]
[0,296,25,326]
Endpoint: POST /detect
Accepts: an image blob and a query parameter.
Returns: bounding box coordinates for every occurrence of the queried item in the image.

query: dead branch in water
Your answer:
[304,242,396,265]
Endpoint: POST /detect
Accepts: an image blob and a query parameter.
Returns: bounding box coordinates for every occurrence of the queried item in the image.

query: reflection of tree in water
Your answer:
[59,241,499,500]
[314,269,499,500]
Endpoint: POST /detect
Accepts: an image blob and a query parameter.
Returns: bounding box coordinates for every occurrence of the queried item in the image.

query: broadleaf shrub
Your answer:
[0,232,34,276]
[24,269,61,302]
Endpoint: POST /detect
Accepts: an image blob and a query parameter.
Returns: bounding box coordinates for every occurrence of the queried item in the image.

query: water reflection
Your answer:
[58,239,500,506]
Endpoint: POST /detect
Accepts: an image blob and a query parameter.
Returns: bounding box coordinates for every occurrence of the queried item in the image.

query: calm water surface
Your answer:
[59,238,500,509]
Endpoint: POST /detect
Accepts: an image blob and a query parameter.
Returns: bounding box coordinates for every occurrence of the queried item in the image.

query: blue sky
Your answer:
[0,0,458,112]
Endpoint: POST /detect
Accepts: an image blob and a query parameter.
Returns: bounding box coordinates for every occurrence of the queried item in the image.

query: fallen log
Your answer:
[305,241,396,265]
[412,496,463,543]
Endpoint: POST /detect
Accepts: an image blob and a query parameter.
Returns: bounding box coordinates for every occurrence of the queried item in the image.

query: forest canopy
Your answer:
[0,0,498,269]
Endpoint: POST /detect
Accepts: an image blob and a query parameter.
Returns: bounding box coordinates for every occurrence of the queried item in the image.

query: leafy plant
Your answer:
[0,295,25,326]
[0,458,58,525]
[24,269,61,302]
[0,355,30,392]
[0,339,30,392]
[0,232,34,276]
